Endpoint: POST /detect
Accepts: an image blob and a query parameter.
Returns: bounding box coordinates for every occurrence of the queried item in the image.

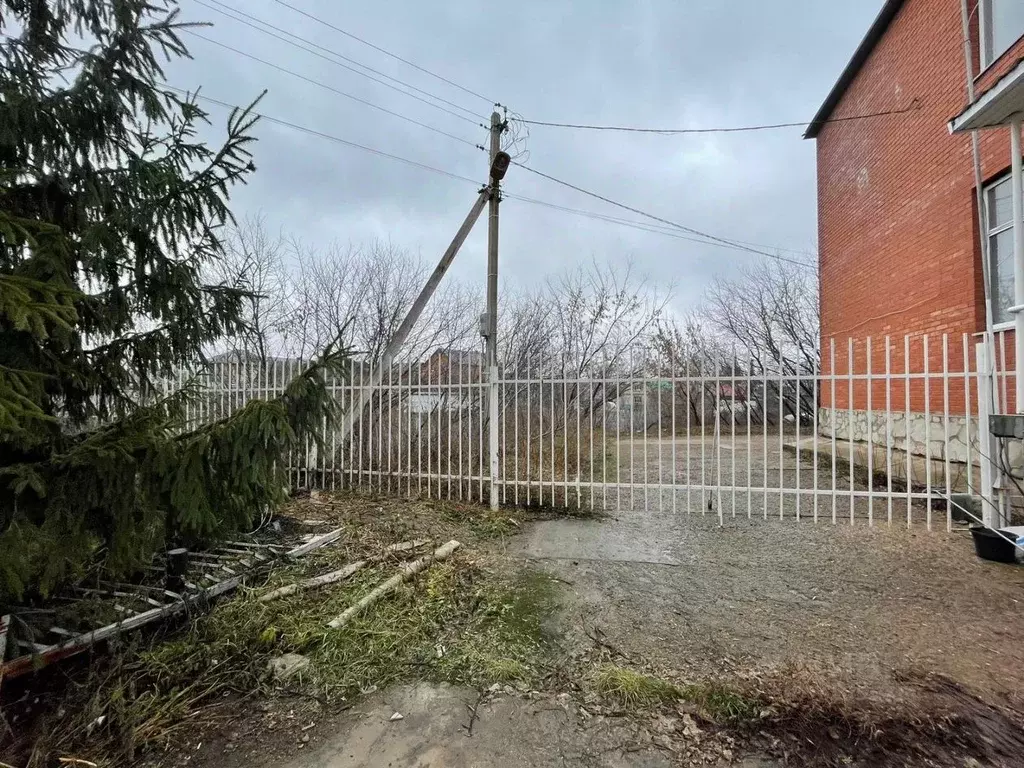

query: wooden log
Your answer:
[378,539,432,557]
[258,560,367,603]
[326,540,460,630]
[258,539,430,604]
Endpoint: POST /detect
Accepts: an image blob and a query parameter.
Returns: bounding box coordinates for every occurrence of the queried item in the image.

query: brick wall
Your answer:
[815,0,1024,414]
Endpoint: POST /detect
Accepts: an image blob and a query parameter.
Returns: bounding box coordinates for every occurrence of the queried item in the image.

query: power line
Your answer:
[167,86,483,186]
[167,88,814,270]
[186,32,482,150]
[193,0,485,123]
[270,0,493,105]
[520,99,922,134]
[513,194,814,258]
[504,192,816,268]
[510,160,814,267]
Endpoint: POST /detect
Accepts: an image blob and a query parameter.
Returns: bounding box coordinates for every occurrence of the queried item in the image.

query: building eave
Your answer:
[948,57,1024,133]
[804,0,906,140]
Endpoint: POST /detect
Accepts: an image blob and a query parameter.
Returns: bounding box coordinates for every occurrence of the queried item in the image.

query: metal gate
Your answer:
[185,331,1020,532]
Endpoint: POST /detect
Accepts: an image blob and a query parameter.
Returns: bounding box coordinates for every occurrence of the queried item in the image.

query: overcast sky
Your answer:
[168,0,881,312]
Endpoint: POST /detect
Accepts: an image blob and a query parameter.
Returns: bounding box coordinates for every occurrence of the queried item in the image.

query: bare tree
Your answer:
[651,314,725,428]
[277,239,479,363]
[499,285,554,375]
[208,214,293,363]
[497,258,672,442]
[352,241,478,363]
[701,260,819,424]
[283,241,363,360]
[547,258,669,377]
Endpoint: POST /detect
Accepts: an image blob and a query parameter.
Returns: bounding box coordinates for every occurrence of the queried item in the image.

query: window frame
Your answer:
[985,174,1019,330]
[980,0,1024,71]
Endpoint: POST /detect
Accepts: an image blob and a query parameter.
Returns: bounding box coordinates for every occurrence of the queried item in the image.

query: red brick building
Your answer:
[807,0,1024,426]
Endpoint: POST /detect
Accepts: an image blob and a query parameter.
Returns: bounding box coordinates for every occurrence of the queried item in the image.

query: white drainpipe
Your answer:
[1012,118,1024,412]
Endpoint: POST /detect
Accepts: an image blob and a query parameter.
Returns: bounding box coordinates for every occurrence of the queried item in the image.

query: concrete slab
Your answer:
[283,683,685,768]
[515,517,681,566]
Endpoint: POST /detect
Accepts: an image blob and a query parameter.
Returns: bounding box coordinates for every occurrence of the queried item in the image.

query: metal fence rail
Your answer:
[180,331,1019,530]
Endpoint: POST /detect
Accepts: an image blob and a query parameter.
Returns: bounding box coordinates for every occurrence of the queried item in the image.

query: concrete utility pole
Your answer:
[486,111,503,511]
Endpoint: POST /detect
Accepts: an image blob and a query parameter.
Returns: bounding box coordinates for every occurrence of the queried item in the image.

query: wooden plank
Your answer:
[226,541,289,553]
[285,527,344,558]
[188,552,240,562]
[0,614,9,664]
[217,547,269,559]
[15,639,49,653]
[75,586,162,608]
[1,522,344,679]
[107,583,182,603]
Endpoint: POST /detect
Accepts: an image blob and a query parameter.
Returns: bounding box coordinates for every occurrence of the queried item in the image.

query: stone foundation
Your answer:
[818,408,977,465]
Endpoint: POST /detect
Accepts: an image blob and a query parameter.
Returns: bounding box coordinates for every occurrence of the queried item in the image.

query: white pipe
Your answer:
[960,0,997,338]
[1012,119,1024,412]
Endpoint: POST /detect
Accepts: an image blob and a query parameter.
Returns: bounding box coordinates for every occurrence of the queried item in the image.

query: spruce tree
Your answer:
[0,0,343,601]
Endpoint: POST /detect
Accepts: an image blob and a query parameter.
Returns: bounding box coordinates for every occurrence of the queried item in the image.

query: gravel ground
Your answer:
[519,435,1024,699]
[111,447,1024,767]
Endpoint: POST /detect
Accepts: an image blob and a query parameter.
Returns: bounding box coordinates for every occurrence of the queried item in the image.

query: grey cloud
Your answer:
[168,0,883,313]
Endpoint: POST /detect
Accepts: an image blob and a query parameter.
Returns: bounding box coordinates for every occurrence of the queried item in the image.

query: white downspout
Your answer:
[960,0,1000,514]
[1012,118,1024,412]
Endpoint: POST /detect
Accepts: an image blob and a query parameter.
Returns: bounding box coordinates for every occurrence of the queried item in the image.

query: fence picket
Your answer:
[179,332,1009,539]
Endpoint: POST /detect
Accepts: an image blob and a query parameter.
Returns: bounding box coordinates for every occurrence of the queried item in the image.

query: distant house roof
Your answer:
[431,347,483,364]
[803,0,905,139]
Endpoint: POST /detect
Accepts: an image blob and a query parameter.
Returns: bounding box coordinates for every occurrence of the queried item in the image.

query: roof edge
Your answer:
[804,0,906,139]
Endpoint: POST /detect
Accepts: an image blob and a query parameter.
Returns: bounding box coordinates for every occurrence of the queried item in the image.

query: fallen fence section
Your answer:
[1,531,344,680]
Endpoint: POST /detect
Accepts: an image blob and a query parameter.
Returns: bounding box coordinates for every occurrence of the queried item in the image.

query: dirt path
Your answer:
[521,436,1024,698]
[258,441,1024,767]
[274,683,773,768]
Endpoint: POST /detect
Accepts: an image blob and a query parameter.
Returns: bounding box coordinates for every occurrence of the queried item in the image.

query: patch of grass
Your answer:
[592,664,682,708]
[35,552,560,766]
[679,681,760,723]
[602,432,619,483]
[436,504,522,539]
[591,664,760,723]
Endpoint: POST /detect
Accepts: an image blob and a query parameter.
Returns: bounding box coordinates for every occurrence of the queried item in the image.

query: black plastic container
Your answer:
[970,526,1019,564]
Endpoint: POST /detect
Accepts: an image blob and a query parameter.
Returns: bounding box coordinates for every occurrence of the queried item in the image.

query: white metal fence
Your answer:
[181,332,1023,531]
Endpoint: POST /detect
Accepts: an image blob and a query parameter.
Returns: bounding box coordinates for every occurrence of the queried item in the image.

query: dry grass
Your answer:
[591,664,680,708]
[586,658,1024,766]
[11,495,563,768]
[589,663,759,723]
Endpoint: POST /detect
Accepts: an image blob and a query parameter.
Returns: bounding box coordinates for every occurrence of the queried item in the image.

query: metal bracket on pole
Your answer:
[339,189,490,442]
